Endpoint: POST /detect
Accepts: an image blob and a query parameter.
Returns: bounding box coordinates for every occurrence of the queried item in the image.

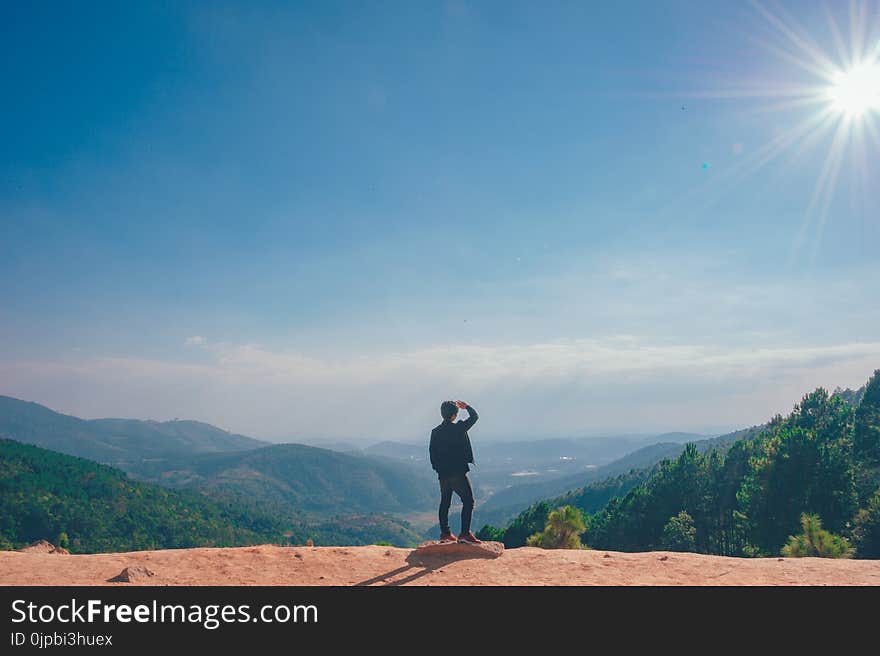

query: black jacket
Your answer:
[429,405,478,478]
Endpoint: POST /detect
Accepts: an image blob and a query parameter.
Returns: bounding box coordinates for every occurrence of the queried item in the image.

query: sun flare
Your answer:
[828,62,880,117]
[679,1,880,262]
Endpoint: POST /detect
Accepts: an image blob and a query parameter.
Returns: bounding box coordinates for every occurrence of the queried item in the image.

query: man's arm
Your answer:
[456,401,478,431]
[429,428,439,471]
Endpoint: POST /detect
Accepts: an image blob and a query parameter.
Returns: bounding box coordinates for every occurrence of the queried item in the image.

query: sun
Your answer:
[828,61,880,117]
[675,1,880,263]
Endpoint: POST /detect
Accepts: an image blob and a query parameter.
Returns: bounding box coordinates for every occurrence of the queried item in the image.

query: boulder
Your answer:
[107,566,156,583]
[413,540,503,559]
[18,540,69,554]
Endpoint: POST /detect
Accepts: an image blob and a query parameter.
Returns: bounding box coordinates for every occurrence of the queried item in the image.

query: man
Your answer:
[429,399,482,544]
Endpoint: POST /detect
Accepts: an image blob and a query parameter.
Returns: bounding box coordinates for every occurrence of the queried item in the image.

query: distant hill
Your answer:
[136,443,436,515]
[0,396,265,470]
[0,395,435,514]
[0,397,435,543]
[367,432,714,505]
[476,427,763,546]
[363,440,427,462]
[367,432,711,469]
[294,438,364,453]
[468,429,751,531]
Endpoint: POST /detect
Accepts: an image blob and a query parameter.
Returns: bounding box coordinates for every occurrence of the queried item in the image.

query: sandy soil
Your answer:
[2,545,879,586]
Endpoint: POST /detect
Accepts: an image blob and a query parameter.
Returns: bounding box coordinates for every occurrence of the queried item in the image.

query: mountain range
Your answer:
[0,396,432,546]
[0,396,264,468]
[0,395,751,548]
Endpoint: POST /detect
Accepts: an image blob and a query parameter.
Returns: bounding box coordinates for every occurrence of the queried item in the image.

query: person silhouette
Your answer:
[429,400,482,543]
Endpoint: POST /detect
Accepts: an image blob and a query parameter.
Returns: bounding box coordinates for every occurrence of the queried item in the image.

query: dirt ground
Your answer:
[2,544,879,585]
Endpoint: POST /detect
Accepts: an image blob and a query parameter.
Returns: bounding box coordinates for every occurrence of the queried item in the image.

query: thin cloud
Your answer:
[1,338,876,440]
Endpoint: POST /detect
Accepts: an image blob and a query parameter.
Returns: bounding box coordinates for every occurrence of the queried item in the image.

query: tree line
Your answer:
[480,371,880,558]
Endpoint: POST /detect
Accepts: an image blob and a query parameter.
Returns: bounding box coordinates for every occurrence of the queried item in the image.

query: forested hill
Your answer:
[138,443,436,514]
[474,427,759,532]
[0,438,287,553]
[0,396,436,520]
[485,371,880,559]
[0,438,426,552]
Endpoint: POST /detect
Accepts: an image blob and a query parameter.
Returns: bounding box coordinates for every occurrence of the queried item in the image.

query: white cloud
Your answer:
[185,335,206,346]
[1,337,877,442]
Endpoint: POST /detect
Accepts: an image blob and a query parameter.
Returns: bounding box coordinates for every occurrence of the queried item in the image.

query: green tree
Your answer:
[498,501,551,548]
[780,513,854,558]
[738,389,857,554]
[527,506,586,549]
[661,511,696,552]
[854,370,880,501]
[505,374,878,559]
[476,525,504,542]
[0,438,290,553]
[852,490,880,559]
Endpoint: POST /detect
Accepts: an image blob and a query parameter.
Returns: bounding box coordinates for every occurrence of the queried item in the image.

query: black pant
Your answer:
[438,473,475,534]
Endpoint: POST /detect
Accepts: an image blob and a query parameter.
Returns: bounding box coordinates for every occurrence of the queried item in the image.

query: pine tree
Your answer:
[780,513,854,558]
[852,491,880,559]
[661,511,696,552]
[527,506,586,549]
[854,370,880,501]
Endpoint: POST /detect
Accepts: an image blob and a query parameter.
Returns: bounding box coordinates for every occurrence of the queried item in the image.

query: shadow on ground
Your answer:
[355,548,498,586]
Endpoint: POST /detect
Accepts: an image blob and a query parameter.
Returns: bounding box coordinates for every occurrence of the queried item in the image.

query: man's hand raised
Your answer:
[455,400,468,410]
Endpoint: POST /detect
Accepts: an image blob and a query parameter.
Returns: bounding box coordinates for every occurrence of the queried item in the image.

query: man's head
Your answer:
[440,400,458,422]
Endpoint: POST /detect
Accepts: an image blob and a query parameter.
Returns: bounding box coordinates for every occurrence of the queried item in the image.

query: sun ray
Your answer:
[824,2,852,69]
[734,93,832,119]
[862,110,880,147]
[675,84,825,100]
[749,0,841,79]
[676,1,880,266]
[849,0,869,63]
[850,120,869,222]
[747,31,839,82]
[650,108,839,225]
[793,118,851,265]
[779,107,841,167]
[808,123,849,264]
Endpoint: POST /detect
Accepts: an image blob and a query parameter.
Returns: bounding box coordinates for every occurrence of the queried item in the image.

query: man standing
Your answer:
[429,400,482,544]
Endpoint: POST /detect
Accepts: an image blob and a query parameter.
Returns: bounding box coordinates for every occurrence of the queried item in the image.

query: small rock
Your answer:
[384,550,392,556]
[603,553,611,559]
[778,558,784,562]
[659,555,669,561]
[18,540,69,554]
[108,566,156,583]
[294,553,303,559]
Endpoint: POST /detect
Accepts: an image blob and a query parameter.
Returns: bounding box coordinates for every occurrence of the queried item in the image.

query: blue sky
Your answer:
[2,1,879,441]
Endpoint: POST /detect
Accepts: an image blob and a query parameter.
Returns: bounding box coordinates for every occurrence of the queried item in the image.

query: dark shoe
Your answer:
[457,531,482,544]
[439,531,457,543]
